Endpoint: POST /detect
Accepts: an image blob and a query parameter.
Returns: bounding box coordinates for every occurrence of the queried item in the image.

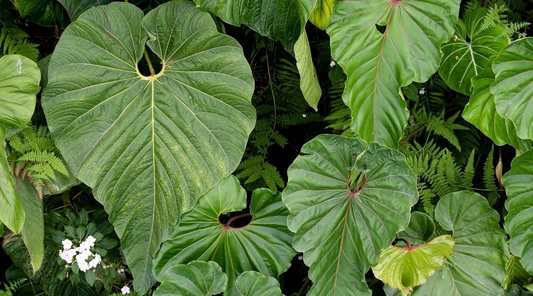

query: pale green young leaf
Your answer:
[309,0,333,30]
[294,30,321,111]
[154,261,227,296]
[235,271,283,296]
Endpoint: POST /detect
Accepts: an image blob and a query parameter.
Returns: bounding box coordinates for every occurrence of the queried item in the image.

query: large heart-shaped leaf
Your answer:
[397,211,436,247]
[463,57,533,152]
[413,191,508,295]
[235,271,283,296]
[327,0,460,148]
[503,149,533,274]
[0,54,40,233]
[439,8,508,95]
[153,176,295,295]
[492,38,533,140]
[282,134,418,295]
[372,235,454,292]
[154,261,228,296]
[42,2,255,292]
[56,0,111,21]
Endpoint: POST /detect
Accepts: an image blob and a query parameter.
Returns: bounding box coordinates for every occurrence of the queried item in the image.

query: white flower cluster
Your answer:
[59,236,102,272]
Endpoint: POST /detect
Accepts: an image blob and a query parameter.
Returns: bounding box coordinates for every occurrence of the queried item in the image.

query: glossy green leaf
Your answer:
[413,191,508,295]
[0,54,40,234]
[154,261,228,296]
[503,255,533,290]
[327,0,460,148]
[463,57,533,152]
[294,31,322,111]
[282,134,418,295]
[13,0,68,27]
[493,38,533,140]
[506,285,533,296]
[0,55,40,130]
[310,0,333,30]
[503,149,533,274]
[235,271,283,296]
[193,0,314,52]
[56,0,111,21]
[153,176,295,295]
[373,235,454,292]
[13,177,44,272]
[439,8,509,95]
[397,212,435,247]
[42,2,255,292]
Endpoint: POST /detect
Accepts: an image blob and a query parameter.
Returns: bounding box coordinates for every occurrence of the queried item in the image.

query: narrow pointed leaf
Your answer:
[397,211,436,247]
[294,31,322,111]
[492,38,533,140]
[439,8,508,95]
[310,0,333,30]
[372,235,454,291]
[503,255,533,290]
[235,271,283,296]
[0,138,24,233]
[463,57,533,152]
[42,2,255,292]
[14,177,44,272]
[414,191,508,295]
[503,149,533,274]
[282,134,418,295]
[327,0,460,147]
[154,261,228,296]
[153,176,295,295]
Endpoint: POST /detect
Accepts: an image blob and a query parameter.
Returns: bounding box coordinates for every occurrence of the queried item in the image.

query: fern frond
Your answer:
[483,146,500,207]
[0,26,39,60]
[462,150,476,189]
[0,278,27,295]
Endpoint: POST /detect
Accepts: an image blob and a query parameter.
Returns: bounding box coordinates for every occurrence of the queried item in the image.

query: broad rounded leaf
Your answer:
[503,149,533,274]
[413,191,508,295]
[0,55,40,130]
[56,0,111,21]
[310,0,333,30]
[439,8,508,95]
[463,57,533,152]
[154,261,227,296]
[282,134,418,295]
[493,38,533,140]
[397,211,435,247]
[42,2,255,292]
[235,271,283,296]
[153,176,295,295]
[193,0,314,51]
[14,177,44,272]
[294,31,322,111]
[327,0,460,147]
[372,235,454,291]
[13,0,68,27]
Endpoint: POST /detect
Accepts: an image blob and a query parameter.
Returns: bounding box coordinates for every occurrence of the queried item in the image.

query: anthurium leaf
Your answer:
[439,8,509,95]
[373,235,454,292]
[0,55,40,130]
[327,0,460,148]
[413,191,508,295]
[56,0,111,21]
[193,0,314,52]
[463,57,533,152]
[503,149,533,274]
[503,255,533,290]
[294,30,322,111]
[42,2,255,293]
[309,0,333,30]
[153,176,295,295]
[235,271,283,296]
[0,54,40,234]
[13,0,68,27]
[13,177,44,272]
[397,212,435,247]
[154,261,227,296]
[282,134,418,295]
[492,38,533,140]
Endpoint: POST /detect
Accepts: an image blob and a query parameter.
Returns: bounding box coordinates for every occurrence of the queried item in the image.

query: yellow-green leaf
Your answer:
[310,0,333,30]
[373,235,454,292]
[294,30,321,111]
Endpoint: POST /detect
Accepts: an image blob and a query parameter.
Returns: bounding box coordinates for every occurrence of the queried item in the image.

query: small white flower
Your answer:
[298,255,303,261]
[454,35,459,41]
[80,236,96,251]
[121,286,130,294]
[418,88,426,95]
[59,249,77,264]
[330,60,336,67]
[302,114,307,118]
[117,269,125,275]
[77,257,90,272]
[62,239,73,250]
[88,254,101,269]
